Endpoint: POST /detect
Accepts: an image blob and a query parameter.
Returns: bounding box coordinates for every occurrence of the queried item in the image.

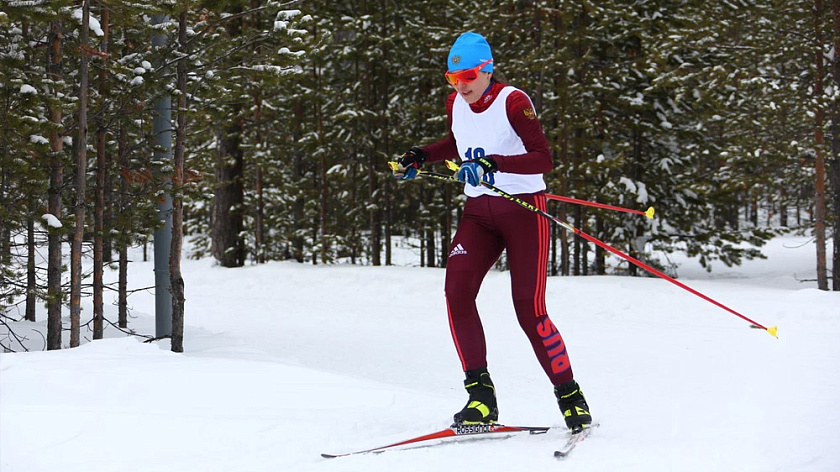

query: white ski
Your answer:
[554,423,598,458]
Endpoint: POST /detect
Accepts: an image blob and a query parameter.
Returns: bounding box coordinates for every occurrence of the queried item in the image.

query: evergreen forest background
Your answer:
[1,0,838,351]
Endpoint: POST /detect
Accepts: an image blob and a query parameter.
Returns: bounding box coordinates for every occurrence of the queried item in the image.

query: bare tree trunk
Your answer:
[595,214,606,275]
[627,128,642,277]
[254,96,265,264]
[814,0,829,291]
[384,180,392,266]
[833,157,840,290]
[426,228,435,268]
[292,101,305,263]
[780,187,789,227]
[313,58,328,265]
[380,0,392,267]
[170,9,188,353]
[93,6,110,340]
[117,124,128,328]
[210,9,245,268]
[320,140,328,264]
[255,162,264,263]
[25,202,36,322]
[211,117,245,267]
[369,150,381,266]
[350,150,358,265]
[364,14,381,267]
[70,0,92,347]
[581,216,589,276]
[0,181,5,302]
[425,188,435,268]
[47,19,64,351]
[830,0,840,290]
[0,110,7,306]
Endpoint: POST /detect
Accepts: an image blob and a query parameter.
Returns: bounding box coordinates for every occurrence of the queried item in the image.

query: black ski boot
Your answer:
[452,368,499,425]
[554,380,592,433]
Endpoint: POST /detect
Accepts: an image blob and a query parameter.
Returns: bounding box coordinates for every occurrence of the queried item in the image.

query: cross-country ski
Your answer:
[554,424,598,458]
[321,424,550,458]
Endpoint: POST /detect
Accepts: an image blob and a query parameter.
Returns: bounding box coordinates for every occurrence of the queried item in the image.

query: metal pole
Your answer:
[152,15,172,338]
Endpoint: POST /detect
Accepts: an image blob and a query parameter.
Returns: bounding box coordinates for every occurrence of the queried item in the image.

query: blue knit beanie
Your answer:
[447,32,494,73]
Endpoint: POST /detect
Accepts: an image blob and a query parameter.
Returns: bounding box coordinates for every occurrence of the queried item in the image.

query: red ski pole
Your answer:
[429,161,778,338]
[545,193,655,219]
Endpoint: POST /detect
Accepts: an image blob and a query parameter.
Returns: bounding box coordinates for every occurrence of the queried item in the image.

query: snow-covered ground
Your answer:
[1,235,838,472]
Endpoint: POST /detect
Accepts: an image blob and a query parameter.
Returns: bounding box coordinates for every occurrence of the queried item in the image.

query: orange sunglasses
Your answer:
[444,58,494,85]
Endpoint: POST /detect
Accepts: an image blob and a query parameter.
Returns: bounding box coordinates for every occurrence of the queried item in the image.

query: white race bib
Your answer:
[451,86,546,197]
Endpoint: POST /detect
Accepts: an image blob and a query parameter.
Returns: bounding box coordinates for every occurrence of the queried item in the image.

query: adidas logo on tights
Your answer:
[449,243,467,258]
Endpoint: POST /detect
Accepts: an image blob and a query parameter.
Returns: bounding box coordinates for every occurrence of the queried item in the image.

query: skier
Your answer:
[392,32,592,432]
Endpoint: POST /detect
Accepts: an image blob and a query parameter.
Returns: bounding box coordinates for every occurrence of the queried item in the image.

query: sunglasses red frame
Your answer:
[445,59,494,85]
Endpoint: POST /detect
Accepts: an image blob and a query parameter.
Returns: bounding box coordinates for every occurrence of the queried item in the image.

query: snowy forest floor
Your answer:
[1,234,838,472]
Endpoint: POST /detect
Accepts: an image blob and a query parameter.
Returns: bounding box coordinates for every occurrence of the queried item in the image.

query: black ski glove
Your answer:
[393,147,428,180]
